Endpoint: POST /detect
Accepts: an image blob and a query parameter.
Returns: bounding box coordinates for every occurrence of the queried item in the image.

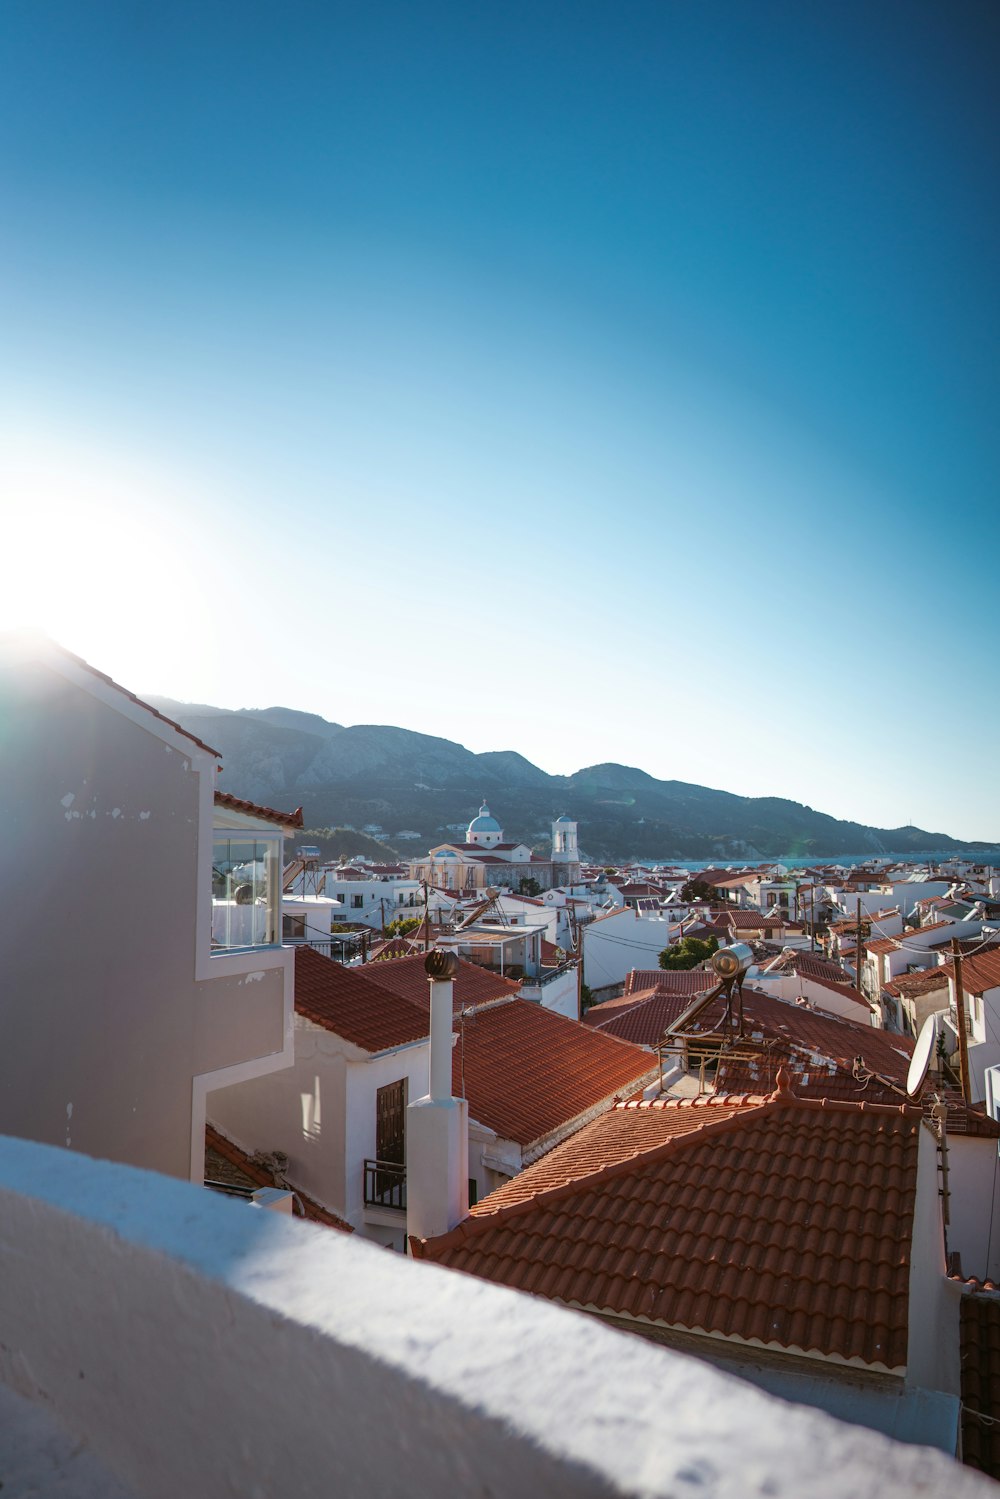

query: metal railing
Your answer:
[285,935,366,962]
[364,1158,406,1211]
[536,962,576,987]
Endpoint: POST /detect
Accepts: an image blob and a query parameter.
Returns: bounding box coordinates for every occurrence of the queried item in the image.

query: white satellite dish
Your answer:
[907,1013,939,1098]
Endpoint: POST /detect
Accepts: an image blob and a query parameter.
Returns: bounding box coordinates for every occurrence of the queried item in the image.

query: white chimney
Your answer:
[406,950,469,1243]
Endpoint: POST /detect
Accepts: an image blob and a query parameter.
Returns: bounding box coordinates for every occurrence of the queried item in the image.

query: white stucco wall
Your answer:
[0,1136,988,1499]
[210,1017,431,1245]
[345,1041,430,1246]
[946,1134,1000,1284]
[0,640,291,1183]
[906,1124,961,1398]
[753,972,875,1026]
[584,909,683,990]
[519,966,579,1019]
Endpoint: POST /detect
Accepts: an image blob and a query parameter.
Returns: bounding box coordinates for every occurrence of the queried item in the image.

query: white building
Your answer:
[410,807,582,892]
[0,635,297,1184]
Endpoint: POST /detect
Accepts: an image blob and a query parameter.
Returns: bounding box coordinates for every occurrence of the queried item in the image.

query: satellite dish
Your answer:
[907,1013,939,1098]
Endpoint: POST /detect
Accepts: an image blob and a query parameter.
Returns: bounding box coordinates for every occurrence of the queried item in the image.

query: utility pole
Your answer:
[808,886,816,953]
[379,897,386,937]
[423,879,430,953]
[855,898,867,1008]
[952,937,972,1104]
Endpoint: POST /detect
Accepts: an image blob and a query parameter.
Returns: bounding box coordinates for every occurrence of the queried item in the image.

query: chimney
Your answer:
[406,950,469,1242]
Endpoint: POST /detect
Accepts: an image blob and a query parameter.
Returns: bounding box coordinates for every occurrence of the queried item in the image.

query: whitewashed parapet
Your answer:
[0,1135,988,1499]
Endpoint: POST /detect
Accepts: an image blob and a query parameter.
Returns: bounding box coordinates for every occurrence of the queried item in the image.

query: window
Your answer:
[282,913,306,941]
[351,893,364,909]
[212,835,281,949]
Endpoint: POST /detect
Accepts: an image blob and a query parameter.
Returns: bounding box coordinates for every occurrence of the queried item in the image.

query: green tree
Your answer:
[658,935,719,971]
[680,879,721,904]
[518,877,542,897]
[580,983,595,1014]
[384,916,421,938]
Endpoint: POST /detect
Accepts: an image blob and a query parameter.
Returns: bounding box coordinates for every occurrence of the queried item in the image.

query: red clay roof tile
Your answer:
[450,999,658,1151]
[214,789,304,828]
[584,990,702,1046]
[205,1124,352,1231]
[293,946,429,1053]
[414,1091,922,1371]
[357,952,519,1015]
[941,950,1000,997]
[684,990,914,1096]
[961,1294,1000,1478]
[41,642,224,758]
[623,969,717,997]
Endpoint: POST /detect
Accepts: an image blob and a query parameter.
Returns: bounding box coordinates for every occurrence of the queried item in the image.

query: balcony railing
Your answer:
[536,962,576,987]
[364,1158,406,1211]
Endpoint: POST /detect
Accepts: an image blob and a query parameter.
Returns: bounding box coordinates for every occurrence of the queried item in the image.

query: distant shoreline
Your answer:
[635,849,1000,870]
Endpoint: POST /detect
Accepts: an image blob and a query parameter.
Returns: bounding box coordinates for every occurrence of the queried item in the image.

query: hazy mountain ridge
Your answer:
[148,696,989,860]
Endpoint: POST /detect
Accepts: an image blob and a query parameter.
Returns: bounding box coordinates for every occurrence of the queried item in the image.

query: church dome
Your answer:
[555,814,573,824]
[468,803,501,835]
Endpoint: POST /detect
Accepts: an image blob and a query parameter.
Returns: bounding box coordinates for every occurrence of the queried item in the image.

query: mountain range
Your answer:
[149,697,989,862]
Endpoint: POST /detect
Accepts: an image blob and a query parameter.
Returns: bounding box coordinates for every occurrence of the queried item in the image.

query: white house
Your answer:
[583,905,693,994]
[0,634,298,1183]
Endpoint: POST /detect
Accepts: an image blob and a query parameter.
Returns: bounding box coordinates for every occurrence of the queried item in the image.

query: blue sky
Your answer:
[1,1,997,840]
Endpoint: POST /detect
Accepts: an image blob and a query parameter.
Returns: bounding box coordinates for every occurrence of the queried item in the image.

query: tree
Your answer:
[680,879,721,903]
[658,935,719,971]
[580,983,595,1014]
[384,916,421,938]
[518,877,542,897]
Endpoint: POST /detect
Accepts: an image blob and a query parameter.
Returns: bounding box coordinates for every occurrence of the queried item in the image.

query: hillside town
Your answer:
[1,636,998,1494]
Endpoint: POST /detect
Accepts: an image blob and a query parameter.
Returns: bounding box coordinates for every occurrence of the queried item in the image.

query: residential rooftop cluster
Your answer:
[1,635,998,1494]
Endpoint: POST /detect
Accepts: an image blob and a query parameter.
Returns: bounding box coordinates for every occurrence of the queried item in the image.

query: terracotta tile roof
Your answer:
[795,971,873,1011]
[214,789,305,829]
[414,1085,922,1372]
[866,937,901,956]
[357,952,519,1015]
[540,938,565,966]
[584,989,698,1046]
[623,969,717,997]
[469,1095,753,1210]
[367,936,420,962]
[205,1124,352,1231]
[452,998,658,1152]
[715,1043,905,1107]
[293,945,429,1053]
[684,989,915,1090]
[726,909,783,929]
[883,968,950,1000]
[45,642,223,758]
[961,1294,1000,1478]
[941,950,1000,997]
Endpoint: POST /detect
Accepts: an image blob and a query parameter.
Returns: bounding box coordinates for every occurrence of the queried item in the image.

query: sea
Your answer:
[638,850,1000,871]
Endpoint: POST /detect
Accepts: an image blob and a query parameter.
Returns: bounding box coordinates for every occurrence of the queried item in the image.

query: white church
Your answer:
[408,805,581,893]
